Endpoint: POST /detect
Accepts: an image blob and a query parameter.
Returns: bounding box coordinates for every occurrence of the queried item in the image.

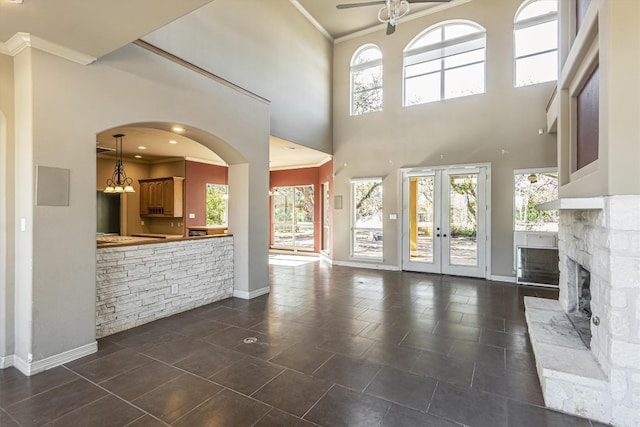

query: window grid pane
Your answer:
[405,73,442,105]
[516,0,557,22]
[444,62,485,100]
[404,22,485,106]
[515,20,558,58]
[515,51,558,87]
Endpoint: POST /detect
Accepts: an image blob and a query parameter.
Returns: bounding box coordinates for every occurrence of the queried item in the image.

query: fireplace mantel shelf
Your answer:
[536,197,605,211]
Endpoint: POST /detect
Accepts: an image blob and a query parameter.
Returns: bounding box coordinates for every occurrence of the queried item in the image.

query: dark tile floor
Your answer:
[0,257,609,427]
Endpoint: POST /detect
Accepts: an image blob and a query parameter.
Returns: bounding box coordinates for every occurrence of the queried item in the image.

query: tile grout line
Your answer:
[248,367,287,398]
[59,365,172,427]
[300,382,336,420]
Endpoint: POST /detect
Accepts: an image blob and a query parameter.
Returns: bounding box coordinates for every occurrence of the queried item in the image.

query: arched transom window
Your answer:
[514,0,558,87]
[403,21,486,106]
[350,44,383,115]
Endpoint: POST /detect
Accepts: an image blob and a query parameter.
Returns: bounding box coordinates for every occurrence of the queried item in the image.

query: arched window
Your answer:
[403,21,486,106]
[350,45,383,115]
[514,0,558,87]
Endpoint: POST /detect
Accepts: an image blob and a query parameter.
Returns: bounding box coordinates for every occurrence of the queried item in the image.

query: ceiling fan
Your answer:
[337,0,452,35]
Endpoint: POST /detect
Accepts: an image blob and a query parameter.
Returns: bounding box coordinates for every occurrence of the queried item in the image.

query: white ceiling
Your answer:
[97,127,331,171]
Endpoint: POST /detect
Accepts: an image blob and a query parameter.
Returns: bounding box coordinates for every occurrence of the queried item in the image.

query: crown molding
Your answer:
[335,0,473,44]
[290,0,333,41]
[3,32,96,65]
[269,156,332,171]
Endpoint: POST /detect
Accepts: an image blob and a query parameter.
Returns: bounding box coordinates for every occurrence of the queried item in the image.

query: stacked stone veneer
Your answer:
[526,196,640,427]
[96,236,233,338]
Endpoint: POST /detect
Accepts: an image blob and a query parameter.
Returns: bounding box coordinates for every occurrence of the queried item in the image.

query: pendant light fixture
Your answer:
[104,134,135,193]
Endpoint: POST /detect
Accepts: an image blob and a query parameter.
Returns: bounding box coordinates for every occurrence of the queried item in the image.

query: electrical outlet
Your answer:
[140,220,144,225]
[171,284,178,294]
[171,222,174,227]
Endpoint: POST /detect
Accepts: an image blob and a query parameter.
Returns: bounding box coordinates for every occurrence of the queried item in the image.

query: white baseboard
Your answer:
[233,286,270,300]
[490,275,516,283]
[320,252,332,264]
[0,354,14,369]
[332,260,400,271]
[13,341,97,376]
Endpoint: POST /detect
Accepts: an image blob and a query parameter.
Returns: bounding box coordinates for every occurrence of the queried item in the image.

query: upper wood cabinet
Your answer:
[138,177,184,217]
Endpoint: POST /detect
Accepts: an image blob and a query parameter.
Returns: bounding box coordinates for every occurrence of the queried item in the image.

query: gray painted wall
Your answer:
[331,0,557,277]
[0,53,14,362]
[144,0,333,155]
[10,42,271,364]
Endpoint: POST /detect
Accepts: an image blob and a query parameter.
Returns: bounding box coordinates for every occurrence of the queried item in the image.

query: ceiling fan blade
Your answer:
[337,1,386,9]
[386,22,396,35]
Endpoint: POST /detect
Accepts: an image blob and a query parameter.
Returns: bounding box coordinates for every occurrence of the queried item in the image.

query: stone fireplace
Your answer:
[524,196,640,427]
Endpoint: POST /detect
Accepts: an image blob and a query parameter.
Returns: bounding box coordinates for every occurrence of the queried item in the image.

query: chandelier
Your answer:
[104,134,135,193]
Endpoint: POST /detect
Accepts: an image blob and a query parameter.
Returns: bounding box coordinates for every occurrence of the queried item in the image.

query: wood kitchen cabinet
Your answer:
[138,177,184,217]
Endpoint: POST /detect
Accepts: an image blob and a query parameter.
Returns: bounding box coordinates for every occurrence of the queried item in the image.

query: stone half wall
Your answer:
[96,236,234,338]
[551,195,640,426]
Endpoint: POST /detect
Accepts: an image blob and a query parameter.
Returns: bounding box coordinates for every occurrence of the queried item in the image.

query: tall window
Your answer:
[351,45,383,115]
[514,0,558,87]
[351,178,383,259]
[403,21,486,106]
[514,169,558,232]
[206,184,228,226]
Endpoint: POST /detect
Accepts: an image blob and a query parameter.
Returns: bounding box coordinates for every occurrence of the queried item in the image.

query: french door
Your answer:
[402,166,488,278]
[271,185,314,250]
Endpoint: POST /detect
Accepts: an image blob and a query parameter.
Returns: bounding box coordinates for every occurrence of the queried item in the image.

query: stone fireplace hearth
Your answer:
[525,196,640,427]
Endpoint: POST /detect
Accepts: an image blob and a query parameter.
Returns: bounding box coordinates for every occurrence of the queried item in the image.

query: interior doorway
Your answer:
[401,165,490,278]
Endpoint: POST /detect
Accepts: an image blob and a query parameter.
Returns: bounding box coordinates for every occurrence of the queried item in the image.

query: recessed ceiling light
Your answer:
[169,140,178,145]
[134,155,142,159]
[7,0,24,4]
[286,146,297,150]
[138,146,147,150]
[172,126,185,133]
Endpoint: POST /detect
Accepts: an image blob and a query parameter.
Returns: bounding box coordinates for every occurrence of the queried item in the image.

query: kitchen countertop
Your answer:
[96,233,232,248]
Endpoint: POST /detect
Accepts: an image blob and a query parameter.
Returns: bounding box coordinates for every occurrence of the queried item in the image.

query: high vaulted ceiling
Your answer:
[0,0,213,58]
[1,0,465,169]
[296,0,464,40]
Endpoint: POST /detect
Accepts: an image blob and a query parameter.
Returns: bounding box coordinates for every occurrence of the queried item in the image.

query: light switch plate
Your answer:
[189,213,196,219]
[389,213,397,220]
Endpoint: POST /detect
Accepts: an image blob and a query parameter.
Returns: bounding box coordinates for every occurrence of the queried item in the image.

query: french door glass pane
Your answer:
[449,174,478,266]
[322,183,329,252]
[293,186,314,249]
[272,185,314,249]
[273,187,294,247]
[410,176,434,263]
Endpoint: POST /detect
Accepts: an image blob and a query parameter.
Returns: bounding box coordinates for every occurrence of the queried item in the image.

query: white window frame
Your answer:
[350,44,383,116]
[513,0,559,87]
[350,177,383,260]
[403,21,486,107]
